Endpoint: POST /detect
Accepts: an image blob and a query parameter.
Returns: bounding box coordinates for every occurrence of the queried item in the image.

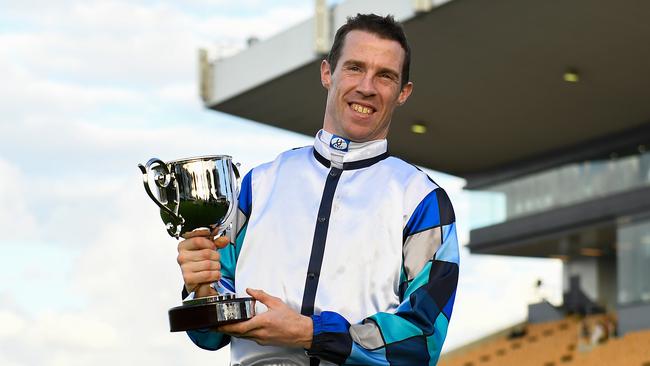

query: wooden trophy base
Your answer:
[168,294,255,332]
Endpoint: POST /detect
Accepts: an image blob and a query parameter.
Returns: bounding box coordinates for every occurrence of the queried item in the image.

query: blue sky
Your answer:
[0,1,562,365]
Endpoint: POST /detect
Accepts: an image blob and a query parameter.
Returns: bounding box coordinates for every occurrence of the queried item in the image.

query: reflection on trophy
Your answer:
[138,155,255,332]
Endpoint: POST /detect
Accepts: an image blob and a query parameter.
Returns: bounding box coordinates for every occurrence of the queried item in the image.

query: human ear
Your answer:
[397,81,414,105]
[320,60,332,89]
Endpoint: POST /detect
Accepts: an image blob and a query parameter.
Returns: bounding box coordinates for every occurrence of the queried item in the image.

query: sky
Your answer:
[0,1,562,365]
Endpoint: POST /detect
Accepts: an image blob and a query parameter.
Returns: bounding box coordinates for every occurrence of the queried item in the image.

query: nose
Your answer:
[356,73,377,97]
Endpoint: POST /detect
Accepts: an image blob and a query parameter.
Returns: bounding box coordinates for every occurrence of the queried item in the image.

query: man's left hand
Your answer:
[217,288,313,349]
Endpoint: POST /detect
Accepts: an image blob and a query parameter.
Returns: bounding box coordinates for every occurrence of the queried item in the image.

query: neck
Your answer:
[314,129,388,168]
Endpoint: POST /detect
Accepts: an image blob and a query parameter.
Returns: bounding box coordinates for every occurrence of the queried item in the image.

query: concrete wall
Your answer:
[617,302,650,335]
[212,17,317,103]
[562,255,618,311]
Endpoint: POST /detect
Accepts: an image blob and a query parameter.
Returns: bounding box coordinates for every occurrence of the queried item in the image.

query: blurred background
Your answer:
[3,0,648,365]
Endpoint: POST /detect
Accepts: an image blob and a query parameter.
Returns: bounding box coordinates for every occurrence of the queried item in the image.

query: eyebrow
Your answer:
[343,59,400,79]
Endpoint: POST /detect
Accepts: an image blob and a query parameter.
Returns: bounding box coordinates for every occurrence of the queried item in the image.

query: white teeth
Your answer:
[351,103,373,114]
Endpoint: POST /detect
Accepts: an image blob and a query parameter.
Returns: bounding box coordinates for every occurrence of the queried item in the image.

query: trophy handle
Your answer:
[138,158,184,237]
[233,161,241,180]
[224,161,241,239]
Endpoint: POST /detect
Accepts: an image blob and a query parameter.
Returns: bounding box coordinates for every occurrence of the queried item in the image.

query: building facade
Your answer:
[200,0,650,336]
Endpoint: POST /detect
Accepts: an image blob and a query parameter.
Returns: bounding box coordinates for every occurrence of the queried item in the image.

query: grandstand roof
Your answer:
[205,0,650,183]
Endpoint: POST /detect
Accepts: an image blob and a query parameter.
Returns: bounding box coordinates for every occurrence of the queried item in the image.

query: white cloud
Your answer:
[25,312,119,349]
[156,82,200,107]
[0,59,146,122]
[0,159,39,241]
[0,310,26,339]
[0,0,312,88]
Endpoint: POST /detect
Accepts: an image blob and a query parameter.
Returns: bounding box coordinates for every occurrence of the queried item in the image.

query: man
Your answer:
[177,14,459,365]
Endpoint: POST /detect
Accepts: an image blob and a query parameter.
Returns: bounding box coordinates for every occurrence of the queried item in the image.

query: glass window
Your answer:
[617,217,650,305]
[477,151,650,224]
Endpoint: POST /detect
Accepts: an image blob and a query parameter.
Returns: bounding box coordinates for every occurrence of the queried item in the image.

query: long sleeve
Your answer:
[185,170,253,350]
[307,187,460,365]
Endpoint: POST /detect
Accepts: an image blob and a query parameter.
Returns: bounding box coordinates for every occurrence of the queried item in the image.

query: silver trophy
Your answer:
[138,155,255,332]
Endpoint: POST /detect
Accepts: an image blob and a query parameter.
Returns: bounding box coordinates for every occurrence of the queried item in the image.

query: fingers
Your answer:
[177,248,220,264]
[214,235,230,249]
[217,316,262,336]
[246,288,281,308]
[177,240,222,290]
[182,228,231,247]
[181,259,221,273]
[178,236,216,252]
[175,230,230,296]
[195,283,218,298]
[182,228,212,239]
[177,235,230,252]
[183,270,221,289]
[181,260,221,291]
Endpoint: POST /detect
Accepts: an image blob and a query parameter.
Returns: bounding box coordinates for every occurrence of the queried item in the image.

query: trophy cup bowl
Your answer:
[138,155,255,332]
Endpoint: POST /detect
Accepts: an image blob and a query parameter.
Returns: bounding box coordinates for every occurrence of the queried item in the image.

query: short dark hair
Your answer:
[327,13,411,88]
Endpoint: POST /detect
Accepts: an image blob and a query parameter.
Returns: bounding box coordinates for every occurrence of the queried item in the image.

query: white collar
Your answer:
[313,129,388,169]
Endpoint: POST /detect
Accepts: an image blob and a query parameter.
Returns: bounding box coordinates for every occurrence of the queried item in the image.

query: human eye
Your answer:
[380,72,398,82]
[344,63,362,72]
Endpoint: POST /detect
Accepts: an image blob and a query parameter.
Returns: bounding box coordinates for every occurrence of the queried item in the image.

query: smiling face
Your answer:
[321,30,413,142]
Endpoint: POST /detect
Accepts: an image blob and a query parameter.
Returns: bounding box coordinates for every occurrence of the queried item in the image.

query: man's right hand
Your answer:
[177,229,230,298]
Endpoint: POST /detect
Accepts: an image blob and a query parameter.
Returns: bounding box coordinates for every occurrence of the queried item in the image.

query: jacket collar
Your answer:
[312,129,389,170]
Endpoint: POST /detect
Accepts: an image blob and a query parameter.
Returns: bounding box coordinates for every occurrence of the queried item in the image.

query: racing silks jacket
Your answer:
[185,130,459,365]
